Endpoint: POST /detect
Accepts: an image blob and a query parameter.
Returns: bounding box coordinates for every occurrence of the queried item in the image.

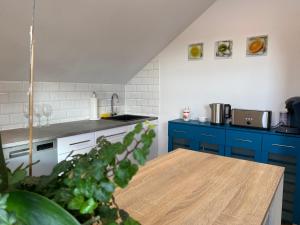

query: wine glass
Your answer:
[34,104,43,127]
[23,104,29,128]
[42,104,53,126]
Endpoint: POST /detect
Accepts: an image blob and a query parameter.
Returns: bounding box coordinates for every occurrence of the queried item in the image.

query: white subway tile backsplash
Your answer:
[125,58,159,117]
[75,83,90,91]
[8,92,27,103]
[0,115,9,126]
[0,81,27,92]
[0,94,9,104]
[0,81,125,130]
[9,113,25,125]
[59,82,76,92]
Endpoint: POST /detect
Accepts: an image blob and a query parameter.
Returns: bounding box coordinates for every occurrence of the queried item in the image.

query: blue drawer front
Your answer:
[263,135,300,156]
[169,123,193,139]
[194,126,225,144]
[226,130,262,150]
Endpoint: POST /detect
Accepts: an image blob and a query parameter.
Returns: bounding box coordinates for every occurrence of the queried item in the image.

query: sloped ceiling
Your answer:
[0,0,215,83]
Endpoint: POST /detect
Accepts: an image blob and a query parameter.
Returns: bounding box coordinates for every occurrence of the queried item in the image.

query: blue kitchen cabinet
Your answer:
[168,119,300,224]
[225,129,262,161]
[262,134,300,225]
[168,122,197,151]
[193,126,225,155]
[168,121,225,153]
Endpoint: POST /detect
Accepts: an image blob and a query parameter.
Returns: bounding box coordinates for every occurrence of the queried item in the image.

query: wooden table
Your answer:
[115,149,284,225]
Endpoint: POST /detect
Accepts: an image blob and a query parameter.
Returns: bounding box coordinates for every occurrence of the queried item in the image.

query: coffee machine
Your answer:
[276,97,300,134]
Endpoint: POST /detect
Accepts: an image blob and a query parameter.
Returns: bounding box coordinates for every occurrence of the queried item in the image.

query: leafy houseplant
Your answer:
[0,122,156,225]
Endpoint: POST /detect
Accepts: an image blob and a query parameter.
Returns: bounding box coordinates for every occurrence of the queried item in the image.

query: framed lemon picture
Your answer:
[247,35,268,56]
[188,43,203,60]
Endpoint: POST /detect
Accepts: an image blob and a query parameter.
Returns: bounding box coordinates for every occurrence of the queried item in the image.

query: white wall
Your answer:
[0,81,124,130]
[125,58,159,116]
[158,0,300,154]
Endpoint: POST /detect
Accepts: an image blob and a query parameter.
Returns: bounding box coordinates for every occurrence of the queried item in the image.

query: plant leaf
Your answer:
[122,216,141,225]
[114,160,138,188]
[133,123,143,134]
[123,132,135,148]
[0,137,8,192]
[98,205,118,224]
[7,168,27,187]
[79,198,97,214]
[7,191,80,225]
[133,148,147,165]
[68,195,84,210]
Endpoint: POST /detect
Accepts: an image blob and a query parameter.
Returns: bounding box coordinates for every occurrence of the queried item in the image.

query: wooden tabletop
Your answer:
[115,149,284,225]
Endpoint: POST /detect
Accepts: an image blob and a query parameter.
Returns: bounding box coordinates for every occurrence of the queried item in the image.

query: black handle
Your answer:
[224,104,231,119]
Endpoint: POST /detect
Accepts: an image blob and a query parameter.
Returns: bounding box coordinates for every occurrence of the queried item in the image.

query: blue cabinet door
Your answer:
[168,122,197,152]
[193,126,226,155]
[225,130,262,161]
[262,134,300,225]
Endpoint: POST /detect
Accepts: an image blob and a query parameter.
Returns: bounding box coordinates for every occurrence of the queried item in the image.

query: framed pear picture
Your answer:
[188,43,203,60]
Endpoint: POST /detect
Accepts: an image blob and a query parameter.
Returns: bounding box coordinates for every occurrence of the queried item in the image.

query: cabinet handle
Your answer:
[201,133,215,138]
[173,130,186,134]
[272,144,295,149]
[105,132,126,138]
[235,138,253,143]
[9,149,30,159]
[69,140,91,146]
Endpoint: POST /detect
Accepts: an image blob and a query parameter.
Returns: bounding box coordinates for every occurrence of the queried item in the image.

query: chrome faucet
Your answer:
[111,93,119,116]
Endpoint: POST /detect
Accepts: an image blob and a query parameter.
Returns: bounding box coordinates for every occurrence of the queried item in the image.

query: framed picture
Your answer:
[215,40,233,58]
[188,43,203,60]
[246,35,268,56]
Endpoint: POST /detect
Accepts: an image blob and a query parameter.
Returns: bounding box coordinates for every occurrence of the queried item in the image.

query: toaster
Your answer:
[231,109,272,130]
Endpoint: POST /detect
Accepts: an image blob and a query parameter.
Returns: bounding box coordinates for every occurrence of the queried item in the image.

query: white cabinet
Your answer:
[57,132,95,162]
[126,120,158,161]
[57,147,93,162]
[57,120,158,163]
[95,126,128,144]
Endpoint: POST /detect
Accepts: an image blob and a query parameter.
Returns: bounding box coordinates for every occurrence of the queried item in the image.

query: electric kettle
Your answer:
[209,103,231,125]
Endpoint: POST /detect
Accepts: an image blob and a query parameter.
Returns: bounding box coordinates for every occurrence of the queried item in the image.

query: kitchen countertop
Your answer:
[115,149,284,225]
[170,119,300,137]
[1,116,157,148]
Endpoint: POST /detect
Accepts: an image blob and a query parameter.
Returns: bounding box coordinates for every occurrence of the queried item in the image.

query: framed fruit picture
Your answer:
[247,35,268,56]
[188,43,203,60]
[215,40,233,58]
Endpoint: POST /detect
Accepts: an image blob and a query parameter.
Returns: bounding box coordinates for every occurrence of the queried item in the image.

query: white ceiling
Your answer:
[0,0,215,83]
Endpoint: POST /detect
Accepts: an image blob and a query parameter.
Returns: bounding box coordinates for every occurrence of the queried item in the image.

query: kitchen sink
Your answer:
[103,114,149,122]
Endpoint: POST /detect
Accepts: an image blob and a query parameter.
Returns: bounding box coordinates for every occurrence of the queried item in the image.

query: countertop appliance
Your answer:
[231,109,272,130]
[210,103,231,125]
[276,97,300,134]
[3,139,57,176]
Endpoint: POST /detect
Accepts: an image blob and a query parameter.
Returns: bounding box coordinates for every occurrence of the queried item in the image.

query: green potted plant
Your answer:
[0,122,155,225]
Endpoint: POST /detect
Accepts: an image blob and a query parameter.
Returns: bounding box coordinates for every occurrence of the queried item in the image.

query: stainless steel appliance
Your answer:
[3,139,57,176]
[276,97,300,134]
[231,109,272,130]
[209,103,231,125]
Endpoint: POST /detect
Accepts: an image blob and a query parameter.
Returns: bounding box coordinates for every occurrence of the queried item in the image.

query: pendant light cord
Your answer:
[28,0,36,176]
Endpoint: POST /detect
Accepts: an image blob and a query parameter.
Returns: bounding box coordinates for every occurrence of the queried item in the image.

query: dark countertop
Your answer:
[1,117,158,148]
[169,119,300,138]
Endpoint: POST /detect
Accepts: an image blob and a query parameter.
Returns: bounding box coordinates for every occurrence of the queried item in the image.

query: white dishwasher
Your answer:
[4,139,58,176]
